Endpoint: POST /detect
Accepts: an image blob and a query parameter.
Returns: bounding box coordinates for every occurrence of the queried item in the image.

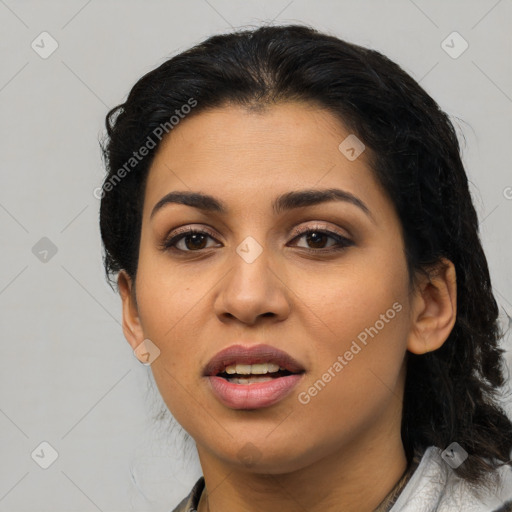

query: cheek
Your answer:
[294,304,408,449]
[134,256,212,384]
[135,246,202,341]
[135,275,204,424]
[293,248,408,350]
[293,252,409,418]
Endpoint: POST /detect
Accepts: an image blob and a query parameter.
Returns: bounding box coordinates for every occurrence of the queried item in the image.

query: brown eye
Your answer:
[289,227,354,252]
[161,228,220,252]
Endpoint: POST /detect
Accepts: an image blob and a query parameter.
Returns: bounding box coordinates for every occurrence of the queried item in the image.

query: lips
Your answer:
[203,343,306,410]
[203,343,305,377]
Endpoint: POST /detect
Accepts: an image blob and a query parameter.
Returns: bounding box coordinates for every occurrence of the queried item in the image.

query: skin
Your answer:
[118,102,457,512]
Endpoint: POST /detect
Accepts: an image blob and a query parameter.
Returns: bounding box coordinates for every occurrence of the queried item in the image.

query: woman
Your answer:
[98,24,512,511]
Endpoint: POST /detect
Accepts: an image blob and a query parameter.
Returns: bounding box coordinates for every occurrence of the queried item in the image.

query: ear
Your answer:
[118,270,145,351]
[407,258,457,355]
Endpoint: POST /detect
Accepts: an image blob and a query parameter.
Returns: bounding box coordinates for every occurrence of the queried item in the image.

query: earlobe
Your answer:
[406,258,457,355]
[118,270,145,351]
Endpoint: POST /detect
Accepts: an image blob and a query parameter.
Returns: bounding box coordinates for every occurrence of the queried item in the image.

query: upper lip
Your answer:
[203,344,306,377]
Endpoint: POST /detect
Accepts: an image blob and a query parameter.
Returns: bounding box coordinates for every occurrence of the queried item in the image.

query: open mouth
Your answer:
[203,343,306,388]
[216,364,296,385]
[204,347,306,409]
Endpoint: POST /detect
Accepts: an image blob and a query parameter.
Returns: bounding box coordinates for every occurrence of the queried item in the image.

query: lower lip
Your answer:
[206,374,304,410]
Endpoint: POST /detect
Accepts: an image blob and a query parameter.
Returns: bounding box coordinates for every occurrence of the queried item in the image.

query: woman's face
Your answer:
[123,102,418,473]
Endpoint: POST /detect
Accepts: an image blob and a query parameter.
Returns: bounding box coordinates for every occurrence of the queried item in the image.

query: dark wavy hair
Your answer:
[99,24,512,490]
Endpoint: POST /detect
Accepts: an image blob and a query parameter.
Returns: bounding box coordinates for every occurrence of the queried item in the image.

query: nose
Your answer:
[213,243,291,326]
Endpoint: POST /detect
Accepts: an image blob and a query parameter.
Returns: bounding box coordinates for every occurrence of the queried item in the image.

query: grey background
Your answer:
[1,0,511,510]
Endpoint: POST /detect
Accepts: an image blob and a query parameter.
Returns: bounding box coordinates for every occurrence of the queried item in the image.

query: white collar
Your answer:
[390,446,512,511]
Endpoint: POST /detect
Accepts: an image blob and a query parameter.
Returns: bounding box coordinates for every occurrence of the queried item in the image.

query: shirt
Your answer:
[170,446,512,512]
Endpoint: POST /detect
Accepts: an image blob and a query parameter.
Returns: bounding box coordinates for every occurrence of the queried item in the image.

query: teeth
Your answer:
[226,376,274,384]
[223,362,282,375]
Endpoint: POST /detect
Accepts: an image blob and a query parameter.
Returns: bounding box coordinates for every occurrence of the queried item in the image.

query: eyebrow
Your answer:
[150,188,375,223]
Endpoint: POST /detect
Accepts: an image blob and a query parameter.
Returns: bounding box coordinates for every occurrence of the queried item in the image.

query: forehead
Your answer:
[151,101,351,167]
[143,102,389,221]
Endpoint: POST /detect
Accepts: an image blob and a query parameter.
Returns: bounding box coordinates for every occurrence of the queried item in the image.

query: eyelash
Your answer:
[160,224,354,255]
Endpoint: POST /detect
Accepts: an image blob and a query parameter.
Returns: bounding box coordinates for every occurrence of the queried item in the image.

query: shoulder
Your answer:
[169,476,205,512]
[390,446,512,512]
